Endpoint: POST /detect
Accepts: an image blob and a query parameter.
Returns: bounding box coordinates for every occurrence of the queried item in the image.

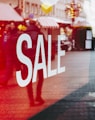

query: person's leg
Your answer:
[36,69,45,104]
[26,81,35,106]
[21,64,35,106]
[0,56,13,86]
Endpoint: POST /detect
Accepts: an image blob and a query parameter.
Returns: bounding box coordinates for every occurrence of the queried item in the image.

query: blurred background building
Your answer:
[0,0,92,52]
[0,0,86,21]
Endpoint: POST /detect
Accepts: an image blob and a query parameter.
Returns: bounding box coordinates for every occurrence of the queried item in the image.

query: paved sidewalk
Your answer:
[0,51,95,120]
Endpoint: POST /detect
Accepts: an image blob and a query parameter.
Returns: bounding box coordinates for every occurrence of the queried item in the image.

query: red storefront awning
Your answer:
[37,17,59,29]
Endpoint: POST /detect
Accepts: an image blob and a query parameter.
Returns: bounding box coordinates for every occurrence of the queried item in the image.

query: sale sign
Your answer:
[16,34,65,87]
[0,1,94,120]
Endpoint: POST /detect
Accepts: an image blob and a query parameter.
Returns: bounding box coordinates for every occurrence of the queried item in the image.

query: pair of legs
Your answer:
[26,69,44,106]
[0,52,19,86]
